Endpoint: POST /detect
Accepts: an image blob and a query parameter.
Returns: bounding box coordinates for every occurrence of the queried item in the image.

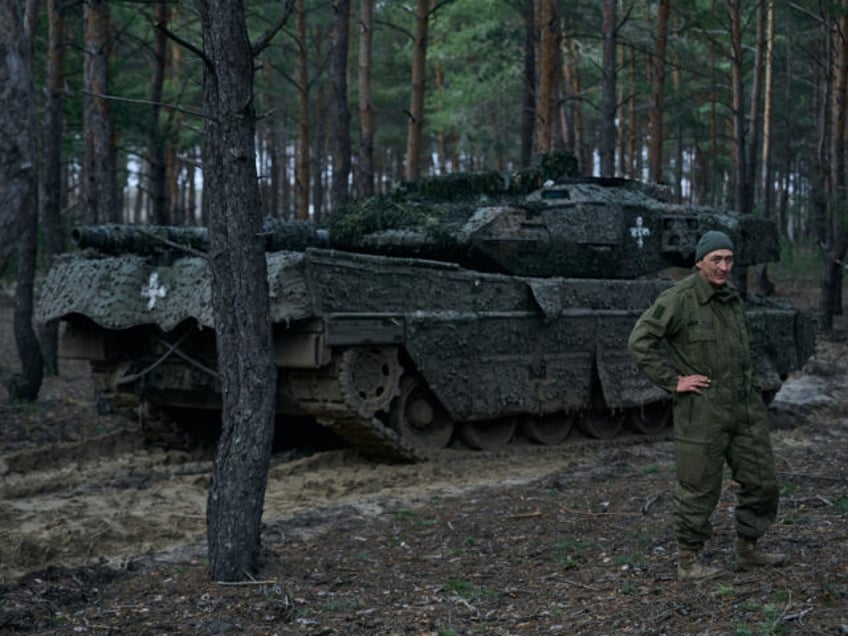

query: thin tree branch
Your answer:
[153,19,212,70]
[429,0,457,19]
[81,90,203,119]
[252,0,295,57]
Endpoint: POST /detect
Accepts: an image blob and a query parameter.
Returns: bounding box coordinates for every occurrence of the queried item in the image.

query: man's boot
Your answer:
[735,535,787,569]
[677,547,722,580]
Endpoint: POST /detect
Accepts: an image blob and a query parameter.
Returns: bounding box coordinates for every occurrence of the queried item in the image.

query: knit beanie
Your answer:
[695,230,734,262]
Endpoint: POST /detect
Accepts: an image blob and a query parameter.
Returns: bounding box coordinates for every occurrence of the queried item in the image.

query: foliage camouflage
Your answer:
[326,151,580,246]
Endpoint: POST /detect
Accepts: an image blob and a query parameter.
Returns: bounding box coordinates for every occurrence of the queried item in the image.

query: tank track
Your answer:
[91,346,424,462]
[89,369,674,462]
[287,347,424,462]
[90,346,671,463]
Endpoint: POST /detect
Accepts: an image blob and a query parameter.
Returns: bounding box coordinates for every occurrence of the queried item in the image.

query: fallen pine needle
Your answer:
[216,579,278,586]
[510,510,542,519]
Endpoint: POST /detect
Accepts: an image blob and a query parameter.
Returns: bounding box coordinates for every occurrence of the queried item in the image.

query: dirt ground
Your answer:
[1,280,848,635]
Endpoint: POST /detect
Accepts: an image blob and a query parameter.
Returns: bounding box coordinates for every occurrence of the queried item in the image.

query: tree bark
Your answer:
[357,0,375,198]
[565,33,588,175]
[149,2,170,225]
[405,0,430,181]
[520,0,535,168]
[330,0,352,207]
[727,0,749,296]
[598,0,617,177]
[746,0,767,216]
[312,61,325,224]
[0,0,44,402]
[197,0,278,581]
[760,0,775,221]
[39,0,66,376]
[647,0,669,184]
[83,0,118,224]
[625,48,636,178]
[534,0,556,154]
[295,0,310,220]
[728,0,747,214]
[821,7,848,330]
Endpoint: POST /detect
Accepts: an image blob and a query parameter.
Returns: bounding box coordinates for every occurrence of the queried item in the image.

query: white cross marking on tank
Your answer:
[629,216,651,249]
[141,272,167,310]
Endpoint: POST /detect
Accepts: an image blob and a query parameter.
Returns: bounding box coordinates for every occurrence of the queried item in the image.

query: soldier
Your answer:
[627,230,787,580]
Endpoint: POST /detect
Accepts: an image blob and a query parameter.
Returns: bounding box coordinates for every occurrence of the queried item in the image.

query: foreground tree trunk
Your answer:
[198,0,279,581]
[0,0,44,402]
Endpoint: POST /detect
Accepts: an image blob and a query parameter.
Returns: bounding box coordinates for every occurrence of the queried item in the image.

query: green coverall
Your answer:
[627,273,779,550]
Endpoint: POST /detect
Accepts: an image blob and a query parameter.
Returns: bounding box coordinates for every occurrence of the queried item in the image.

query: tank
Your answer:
[35,170,816,462]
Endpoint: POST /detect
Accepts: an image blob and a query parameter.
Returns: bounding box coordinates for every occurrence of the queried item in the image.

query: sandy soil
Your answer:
[2,283,848,634]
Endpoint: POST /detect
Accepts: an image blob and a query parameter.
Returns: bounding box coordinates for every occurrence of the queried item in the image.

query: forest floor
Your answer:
[1,276,848,635]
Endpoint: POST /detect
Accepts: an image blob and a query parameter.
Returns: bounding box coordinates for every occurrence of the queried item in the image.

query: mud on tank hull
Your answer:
[36,247,816,462]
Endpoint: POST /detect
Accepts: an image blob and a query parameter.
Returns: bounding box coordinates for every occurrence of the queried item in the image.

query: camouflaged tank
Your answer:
[36,170,816,461]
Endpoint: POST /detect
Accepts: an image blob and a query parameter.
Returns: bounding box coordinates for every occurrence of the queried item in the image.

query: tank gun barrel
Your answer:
[72,219,329,256]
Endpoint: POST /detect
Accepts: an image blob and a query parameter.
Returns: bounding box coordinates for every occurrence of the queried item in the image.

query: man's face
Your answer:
[696,248,734,287]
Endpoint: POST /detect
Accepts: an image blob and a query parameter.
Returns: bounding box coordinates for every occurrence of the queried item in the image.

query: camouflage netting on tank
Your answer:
[325,151,580,247]
[35,251,312,331]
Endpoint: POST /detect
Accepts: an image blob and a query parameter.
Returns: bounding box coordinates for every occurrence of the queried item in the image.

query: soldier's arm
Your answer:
[627,296,681,393]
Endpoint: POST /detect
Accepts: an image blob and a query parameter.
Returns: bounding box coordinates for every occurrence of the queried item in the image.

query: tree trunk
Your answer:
[83,0,118,224]
[405,0,430,181]
[647,0,669,184]
[760,0,775,221]
[534,0,556,154]
[295,0,310,220]
[0,0,44,402]
[561,27,575,156]
[624,48,636,178]
[598,0,616,177]
[149,2,170,225]
[728,0,747,214]
[357,0,375,198]
[39,0,66,376]
[330,0,351,208]
[312,71,325,224]
[822,8,848,330]
[727,0,749,296]
[198,0,278,582]
[746,0,767,216]
[672,63,683,197]
[434,62,448,173]
[520,0,535,168]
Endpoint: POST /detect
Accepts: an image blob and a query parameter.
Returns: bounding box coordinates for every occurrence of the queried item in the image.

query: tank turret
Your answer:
[333,178,779,278]
[71,178,779,279]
